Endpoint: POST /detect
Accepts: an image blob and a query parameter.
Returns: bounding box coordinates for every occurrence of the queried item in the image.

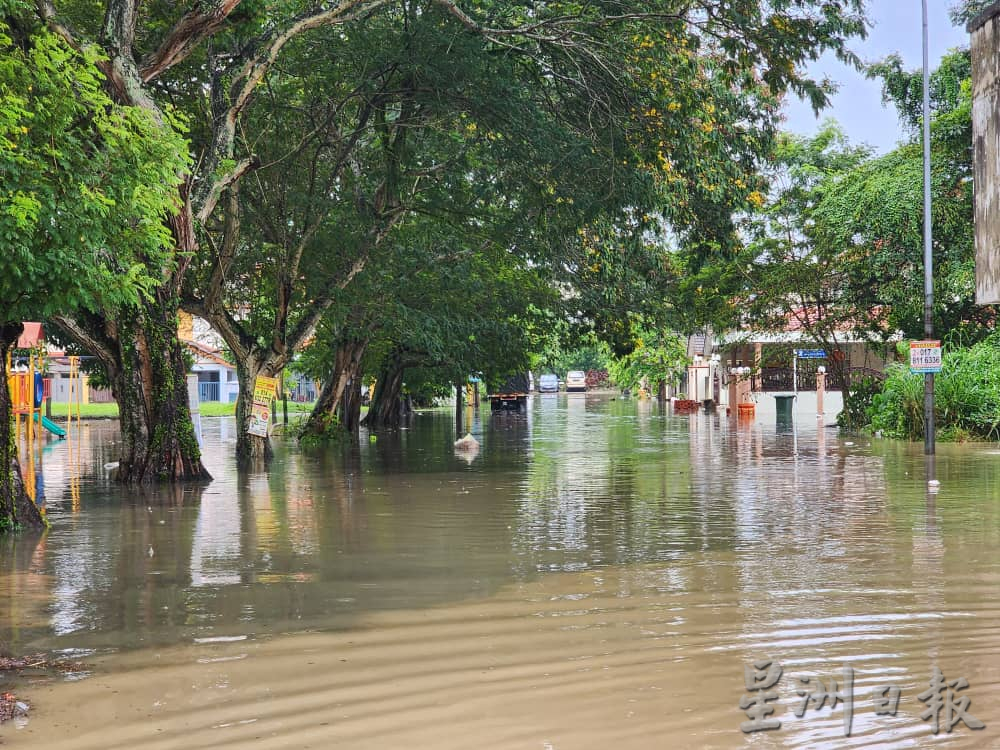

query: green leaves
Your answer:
[870,335,1000,441]
[0,9,188,324]
[696,45,990,371]
[606,318,687,391]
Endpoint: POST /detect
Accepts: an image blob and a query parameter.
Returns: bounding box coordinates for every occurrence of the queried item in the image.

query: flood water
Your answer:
[3,394,1000,748]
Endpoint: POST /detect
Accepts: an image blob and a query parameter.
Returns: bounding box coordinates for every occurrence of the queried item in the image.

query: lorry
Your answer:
[488,373,530,411]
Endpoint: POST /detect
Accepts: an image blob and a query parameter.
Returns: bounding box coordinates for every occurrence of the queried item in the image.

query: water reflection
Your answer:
[6,399,1000,651]
[4,396,1000,748]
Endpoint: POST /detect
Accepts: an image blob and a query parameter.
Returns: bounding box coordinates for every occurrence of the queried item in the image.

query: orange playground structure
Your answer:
[6,323,83,504]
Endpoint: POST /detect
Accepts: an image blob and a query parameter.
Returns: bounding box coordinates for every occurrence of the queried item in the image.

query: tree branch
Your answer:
[195,156,257,224]
[191,0,390,216]
[201,186,243,312]
[139,0,244,82]
[50,314,120,382]
[181,296,255,365]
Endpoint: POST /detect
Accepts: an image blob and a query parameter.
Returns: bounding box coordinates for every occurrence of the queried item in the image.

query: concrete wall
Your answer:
[746,390,843,426]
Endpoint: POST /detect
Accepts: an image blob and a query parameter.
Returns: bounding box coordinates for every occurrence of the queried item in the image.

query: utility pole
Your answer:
[922,0,935,455]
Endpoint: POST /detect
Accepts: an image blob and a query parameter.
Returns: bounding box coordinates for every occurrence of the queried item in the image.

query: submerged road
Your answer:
[2,394,998,748]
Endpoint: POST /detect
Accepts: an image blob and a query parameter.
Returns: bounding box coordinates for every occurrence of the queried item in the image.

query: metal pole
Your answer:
[282,369,288,425]
[922,0,935,455]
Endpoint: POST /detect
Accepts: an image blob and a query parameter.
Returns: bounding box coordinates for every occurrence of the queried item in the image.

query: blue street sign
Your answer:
[795,349,827,359]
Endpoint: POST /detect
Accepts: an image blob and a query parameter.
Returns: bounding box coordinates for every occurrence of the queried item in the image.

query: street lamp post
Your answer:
[922,0,935,455]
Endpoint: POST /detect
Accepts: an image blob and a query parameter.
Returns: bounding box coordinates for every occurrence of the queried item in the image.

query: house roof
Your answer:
[181,338,234,369]
[781,306,890,334]
[721,306,901,345]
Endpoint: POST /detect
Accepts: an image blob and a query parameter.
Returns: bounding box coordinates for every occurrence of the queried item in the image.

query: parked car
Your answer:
[565,370,587,392]
[538,373,559,393]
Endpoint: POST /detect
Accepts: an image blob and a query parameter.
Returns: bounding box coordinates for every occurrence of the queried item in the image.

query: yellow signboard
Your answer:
[249,375,279,438]
[253,376,278,402]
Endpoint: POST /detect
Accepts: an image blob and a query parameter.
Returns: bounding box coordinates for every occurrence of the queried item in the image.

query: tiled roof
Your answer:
[181,338,234,369]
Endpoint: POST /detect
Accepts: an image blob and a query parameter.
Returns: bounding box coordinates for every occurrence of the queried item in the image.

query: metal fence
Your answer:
[757,366,886,392]
[198,382,221,402]
[88,387,116,403]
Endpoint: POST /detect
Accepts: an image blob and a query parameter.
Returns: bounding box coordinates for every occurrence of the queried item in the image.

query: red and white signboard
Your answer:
[910,340,942,374]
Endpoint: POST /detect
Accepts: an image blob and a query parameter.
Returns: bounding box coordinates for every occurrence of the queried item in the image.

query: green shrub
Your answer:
[868,334,1000,441]
[869,364,925,439]
[837,375,884,432]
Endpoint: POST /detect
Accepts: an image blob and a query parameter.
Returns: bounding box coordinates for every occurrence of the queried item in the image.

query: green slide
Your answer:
[33,413,67,438]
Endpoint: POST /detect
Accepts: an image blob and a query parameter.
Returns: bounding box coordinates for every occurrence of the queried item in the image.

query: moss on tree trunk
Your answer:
[112,295,211,484]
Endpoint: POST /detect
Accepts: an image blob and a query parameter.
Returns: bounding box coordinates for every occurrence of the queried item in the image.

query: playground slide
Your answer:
[33,413,67,438]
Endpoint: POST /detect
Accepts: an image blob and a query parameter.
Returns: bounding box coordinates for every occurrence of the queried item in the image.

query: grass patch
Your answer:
[199,401,317,417]
[198,401,236,417]
[45,400,317,420]
[47,402,119,419]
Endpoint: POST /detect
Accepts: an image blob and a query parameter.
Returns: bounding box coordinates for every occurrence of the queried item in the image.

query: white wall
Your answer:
[745,391,844,426]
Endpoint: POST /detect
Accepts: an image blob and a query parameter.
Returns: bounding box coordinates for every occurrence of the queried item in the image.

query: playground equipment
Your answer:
[35,412,67,438]
[7,350,73,438]
[6,349,84,505]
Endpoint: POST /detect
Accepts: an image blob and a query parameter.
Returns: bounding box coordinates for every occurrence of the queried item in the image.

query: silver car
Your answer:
[538,373,559,393]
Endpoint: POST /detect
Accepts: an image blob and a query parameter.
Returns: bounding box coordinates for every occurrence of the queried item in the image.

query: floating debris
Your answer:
[0,692,29,723]
[0,654,85,673]
[1,654,88,723]
[454,433,479,451]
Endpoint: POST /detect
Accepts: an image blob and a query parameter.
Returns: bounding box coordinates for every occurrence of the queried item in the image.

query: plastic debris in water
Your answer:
[454,433,479,451]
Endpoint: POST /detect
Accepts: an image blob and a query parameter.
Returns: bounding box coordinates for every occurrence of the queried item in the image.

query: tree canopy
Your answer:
[1,1,187,528]
[1,1,186,324]
[0,0,877,481]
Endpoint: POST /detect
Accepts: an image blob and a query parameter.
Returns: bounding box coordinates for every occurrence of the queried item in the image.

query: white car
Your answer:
[565,370,587,392]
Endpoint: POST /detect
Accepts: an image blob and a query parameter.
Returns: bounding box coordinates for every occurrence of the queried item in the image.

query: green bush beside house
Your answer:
[842,336,1000,441]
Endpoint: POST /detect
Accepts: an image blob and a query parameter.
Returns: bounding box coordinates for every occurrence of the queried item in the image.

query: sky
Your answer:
[782,0,970,153]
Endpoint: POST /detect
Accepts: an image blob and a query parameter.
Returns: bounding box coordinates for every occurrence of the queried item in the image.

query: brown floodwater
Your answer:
[3,395,1000,748]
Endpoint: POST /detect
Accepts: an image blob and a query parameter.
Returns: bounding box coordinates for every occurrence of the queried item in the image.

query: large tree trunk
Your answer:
[340,370,365,433]
[302,339,367,436]
[111,294,211,484]
[363,359,406,430]
[0,324,45,532]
